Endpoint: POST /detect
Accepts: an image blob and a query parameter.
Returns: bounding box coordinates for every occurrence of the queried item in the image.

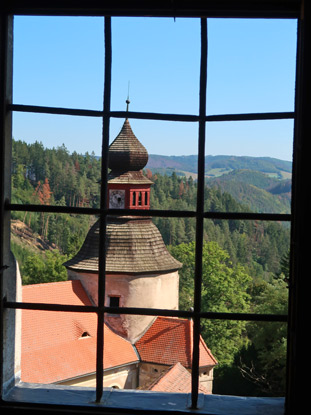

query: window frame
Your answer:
[0,1,310,414]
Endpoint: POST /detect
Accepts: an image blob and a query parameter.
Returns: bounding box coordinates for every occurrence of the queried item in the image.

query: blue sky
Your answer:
[12,16,297,161]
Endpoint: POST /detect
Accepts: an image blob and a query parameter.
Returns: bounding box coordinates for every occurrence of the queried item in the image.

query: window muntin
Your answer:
[0,3,308,415]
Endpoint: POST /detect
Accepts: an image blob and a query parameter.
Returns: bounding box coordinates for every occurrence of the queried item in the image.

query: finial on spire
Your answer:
[126,98,130,113]
[126,81,130,114]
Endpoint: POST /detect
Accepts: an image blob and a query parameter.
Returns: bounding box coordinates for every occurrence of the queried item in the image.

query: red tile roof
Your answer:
[135,317,217,369]
[22,281,138,384]
[149,362,210,394]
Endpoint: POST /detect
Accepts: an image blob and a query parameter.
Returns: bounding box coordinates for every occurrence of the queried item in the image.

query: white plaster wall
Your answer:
[59,364,138,390]
[67,269,179,344]
[105,271,179,343]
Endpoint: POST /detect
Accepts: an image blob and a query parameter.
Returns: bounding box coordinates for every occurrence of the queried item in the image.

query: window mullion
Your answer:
[96,15,112,404]
[191,17,208,410]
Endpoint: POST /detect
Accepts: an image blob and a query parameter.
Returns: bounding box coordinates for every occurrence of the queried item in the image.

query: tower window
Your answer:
[109,296,120,308]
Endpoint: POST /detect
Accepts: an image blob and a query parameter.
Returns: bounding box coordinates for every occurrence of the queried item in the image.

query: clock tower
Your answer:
[64,107,182,343]
[108,116,152,210]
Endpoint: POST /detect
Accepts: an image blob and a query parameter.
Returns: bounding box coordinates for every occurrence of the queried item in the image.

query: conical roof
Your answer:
[63,217,182,274]
[108,119,148,172]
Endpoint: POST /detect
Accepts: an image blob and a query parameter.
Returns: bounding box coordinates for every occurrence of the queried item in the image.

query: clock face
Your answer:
[109,189,125,209]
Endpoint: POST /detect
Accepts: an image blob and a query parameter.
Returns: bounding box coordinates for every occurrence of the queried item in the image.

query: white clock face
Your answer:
[109,189,125,209]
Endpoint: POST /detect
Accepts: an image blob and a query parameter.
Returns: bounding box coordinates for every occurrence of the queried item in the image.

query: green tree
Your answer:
[169,241,252,366]
[239,278,288,396]
[22,250,68,285]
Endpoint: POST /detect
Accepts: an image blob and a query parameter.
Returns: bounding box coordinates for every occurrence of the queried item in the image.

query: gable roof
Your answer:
[22,281,139,384]
[148,362,210,394]
[135,317,217,369]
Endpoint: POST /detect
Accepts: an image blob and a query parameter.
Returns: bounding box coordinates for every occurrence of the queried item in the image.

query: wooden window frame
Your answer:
[0,1,310,414]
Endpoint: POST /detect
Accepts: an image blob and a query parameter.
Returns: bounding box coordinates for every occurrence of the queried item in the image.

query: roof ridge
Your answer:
[23,280,78,289]
[133,316,158,344]
[188,319,194,364]
[147,362,181,390]
[199,335,218,365]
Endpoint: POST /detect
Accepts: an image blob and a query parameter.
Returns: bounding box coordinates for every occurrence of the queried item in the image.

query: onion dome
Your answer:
[63,217,182,274]
[108,119,149,172]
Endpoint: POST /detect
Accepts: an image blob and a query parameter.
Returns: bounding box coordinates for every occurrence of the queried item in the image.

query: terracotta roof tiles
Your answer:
[135,317,217,369]
[21,281,138,384]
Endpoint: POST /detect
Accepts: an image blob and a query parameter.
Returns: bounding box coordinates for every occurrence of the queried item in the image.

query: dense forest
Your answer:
[11,139,290,397]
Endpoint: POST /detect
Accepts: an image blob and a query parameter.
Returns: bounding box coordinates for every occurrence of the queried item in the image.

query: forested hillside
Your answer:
[206,169,291,213]
[11,139,99,283]
[11,139,289,396]
[149,171,289,280]
[147,153,292,178]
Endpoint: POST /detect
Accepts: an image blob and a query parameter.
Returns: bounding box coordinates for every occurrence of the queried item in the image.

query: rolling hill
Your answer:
[146,155,292,213]
[206,170,291,214]
[146,154,292,179]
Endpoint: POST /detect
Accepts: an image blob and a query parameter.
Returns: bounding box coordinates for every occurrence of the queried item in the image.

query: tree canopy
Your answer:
[169,241,252,366]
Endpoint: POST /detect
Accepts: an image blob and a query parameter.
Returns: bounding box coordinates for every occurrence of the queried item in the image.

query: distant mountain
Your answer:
[146,154,292,180]
[146,155,198,176]
[146,155,292,214]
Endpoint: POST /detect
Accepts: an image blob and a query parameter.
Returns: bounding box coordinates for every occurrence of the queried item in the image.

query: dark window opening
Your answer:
[109,296,120,308]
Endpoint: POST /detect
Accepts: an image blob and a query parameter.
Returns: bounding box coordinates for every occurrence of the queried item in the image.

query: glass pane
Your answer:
[205,119,293,214]
[12,113,102,207]
[21,307,97,386]
[109,118,198,211]
[208,320,287,397]
[101,215,188,312]
[111,17,200,115]
[11,212,95,286]
[206,18,297,115]
[13,16,104,110]
[164,218,196,312]
[202,218,290,314]
[103,313,215,395]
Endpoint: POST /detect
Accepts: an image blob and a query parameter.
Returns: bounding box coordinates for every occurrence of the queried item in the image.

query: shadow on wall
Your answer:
[2,252,22,394]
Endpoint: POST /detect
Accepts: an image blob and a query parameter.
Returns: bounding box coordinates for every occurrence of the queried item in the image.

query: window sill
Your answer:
[3,382,285,415]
